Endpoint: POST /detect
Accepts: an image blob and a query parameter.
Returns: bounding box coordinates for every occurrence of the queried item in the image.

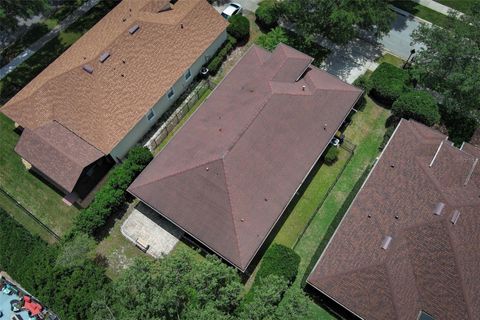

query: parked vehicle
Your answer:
[221,3,242,19]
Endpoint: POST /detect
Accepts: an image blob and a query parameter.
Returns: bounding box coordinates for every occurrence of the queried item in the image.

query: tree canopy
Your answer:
[411,1,480,141]
[0,0,49,33]
[280,0,394,44]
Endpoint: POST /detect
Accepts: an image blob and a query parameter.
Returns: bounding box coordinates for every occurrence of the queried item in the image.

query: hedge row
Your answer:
[71,146,153,237]
[369,62,410,106]
[0,208,109,319]
[207,35,237,75]
[392,90,440,126]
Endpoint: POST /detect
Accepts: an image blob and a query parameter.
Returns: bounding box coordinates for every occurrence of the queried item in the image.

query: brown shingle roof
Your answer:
[128,44,362,271]
[15,121,104,192]
[1,0,227,154]
[307,119,480,320]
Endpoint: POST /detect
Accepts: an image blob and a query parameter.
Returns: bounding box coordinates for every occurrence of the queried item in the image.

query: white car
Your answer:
[221,3,243,19]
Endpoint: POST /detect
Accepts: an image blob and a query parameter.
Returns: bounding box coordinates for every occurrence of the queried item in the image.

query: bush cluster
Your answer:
[227,15,250,41]
[207,35,237,75]
[256,0,280,30]
[71,146,153,237]
[392,90,440,126]
[369,63,410,106]
[255,244,301,286]
[324,147,339,165]
[0,208,109,319]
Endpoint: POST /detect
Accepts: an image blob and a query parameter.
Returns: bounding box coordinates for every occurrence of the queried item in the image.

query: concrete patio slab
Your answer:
[121,202,183,258]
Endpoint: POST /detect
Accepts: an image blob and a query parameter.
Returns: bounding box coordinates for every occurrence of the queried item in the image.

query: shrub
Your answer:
[392,90,440,126]
[255,244,300,285]
[353,73,371,92]
[369,63,410,106]
[71,146,152,237]
[256,0,280,30]
[207,35,237,75]
[227,15,250,41]
[324,147,339,165]
[256,26,288,51]
[0,208,109,319]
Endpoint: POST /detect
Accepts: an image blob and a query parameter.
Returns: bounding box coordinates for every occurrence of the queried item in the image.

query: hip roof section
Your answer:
[15,121,104,192]
[1,0,227,154]
[308,119,480,320]
[128,44,362,270]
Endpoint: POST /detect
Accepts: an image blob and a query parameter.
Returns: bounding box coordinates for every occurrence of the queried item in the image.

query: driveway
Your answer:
[319,10,425,83]
[212,0,260,13]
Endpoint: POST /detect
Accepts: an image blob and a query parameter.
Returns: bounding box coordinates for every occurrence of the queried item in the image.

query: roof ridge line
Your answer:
[218,158,242,265]
[52,120,104,155]
[133,157,222,190]
[442,218,475,319]
[223,94,272,158]
[32,121,101,168]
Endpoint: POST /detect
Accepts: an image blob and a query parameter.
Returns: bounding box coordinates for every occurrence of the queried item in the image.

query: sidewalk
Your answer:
[0,0,100,80]
[411,0,462,16]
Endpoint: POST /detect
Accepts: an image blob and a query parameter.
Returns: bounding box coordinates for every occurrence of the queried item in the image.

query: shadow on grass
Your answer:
[301,163,372,286]
[298,164,373,318]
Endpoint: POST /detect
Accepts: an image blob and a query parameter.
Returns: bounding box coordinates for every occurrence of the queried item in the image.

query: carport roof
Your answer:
[128,44,362,271]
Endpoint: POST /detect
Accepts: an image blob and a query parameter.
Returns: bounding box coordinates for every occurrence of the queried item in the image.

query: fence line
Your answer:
[144,80,214,152]
[292,141,356,249]
[0,187,60,241]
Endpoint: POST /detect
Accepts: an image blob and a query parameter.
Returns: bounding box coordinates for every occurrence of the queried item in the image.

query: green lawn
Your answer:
[0,0,120,235]
[294,96,390,284]
[392,0,453,27]
[375,53,405,68]
[0,114,79,235]
[435,0,474,13]
[273,147,352,248]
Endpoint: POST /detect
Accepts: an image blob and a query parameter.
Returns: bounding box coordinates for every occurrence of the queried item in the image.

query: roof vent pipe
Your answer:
[433,202,445,216]
[82,64,94,74]
[381,236,392,250]
[129,24,140,35]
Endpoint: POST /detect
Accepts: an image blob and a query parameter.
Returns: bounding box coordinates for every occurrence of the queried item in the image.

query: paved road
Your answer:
[0,0,100,80]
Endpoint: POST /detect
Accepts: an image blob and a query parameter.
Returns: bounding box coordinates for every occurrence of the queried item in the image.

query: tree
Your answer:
[227,15,250,41]
[256,0,281,30]
[392,90,440,126]
[256,27,289,51]
[0,0,49,34]
[280,0,394,44]
[56,233,97,268]
[274,287,313,320]
[237,275,289,320]
[411,1,480,141]
[103,248,242,319]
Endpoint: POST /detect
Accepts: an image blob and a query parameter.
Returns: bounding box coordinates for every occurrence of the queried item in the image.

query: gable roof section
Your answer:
[15,121,104,192]
[1,0,227,154]
[307,119,480,320]
[128,44,362,271]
